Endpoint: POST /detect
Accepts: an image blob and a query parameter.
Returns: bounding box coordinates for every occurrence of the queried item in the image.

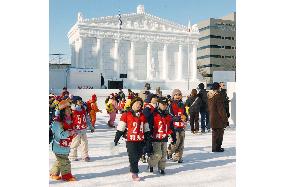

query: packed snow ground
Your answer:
[49,112,236,187]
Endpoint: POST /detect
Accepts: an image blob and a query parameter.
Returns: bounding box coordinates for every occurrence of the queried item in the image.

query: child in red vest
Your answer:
[148,97,176,174]
[168,89,188,163]
[114,97,151,181]
[141,93,158,162]
[69,96,94,162]
[50,100,77,181]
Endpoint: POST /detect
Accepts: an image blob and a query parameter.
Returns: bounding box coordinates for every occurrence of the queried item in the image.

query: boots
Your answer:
[61,173,76,182]
[167,151,172,160]
[131,173,140,181]
[50,174,61,180]
[149,167,153,172]
[160,170,165,175]
[141,154,147,163]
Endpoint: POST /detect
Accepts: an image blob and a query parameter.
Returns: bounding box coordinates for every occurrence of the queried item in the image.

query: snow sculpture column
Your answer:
[177,44,183,80]
[113,39,119,79]
[96,38,101,70]
[147,42,152,80]
[128,41,136,80]
[162,43,168,80]
[190,42,198,81]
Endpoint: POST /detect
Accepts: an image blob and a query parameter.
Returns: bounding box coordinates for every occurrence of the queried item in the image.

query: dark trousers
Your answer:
[126,141,144,174]
[190,112,199,132]
[200,111,210,131]
[212,128,224,151]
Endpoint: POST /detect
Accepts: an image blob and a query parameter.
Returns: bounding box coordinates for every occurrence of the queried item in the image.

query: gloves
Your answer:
[181,115,187,122]
[114,130,124,146]
[171,132,177,145]
[114,140,118,146]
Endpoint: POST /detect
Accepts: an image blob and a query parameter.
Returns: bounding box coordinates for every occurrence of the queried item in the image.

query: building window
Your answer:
[197,55,222,60]
[225,46,231,49]
[198,45,222,50]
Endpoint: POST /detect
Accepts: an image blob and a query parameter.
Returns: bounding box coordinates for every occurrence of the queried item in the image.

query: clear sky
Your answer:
[49,0,235,61]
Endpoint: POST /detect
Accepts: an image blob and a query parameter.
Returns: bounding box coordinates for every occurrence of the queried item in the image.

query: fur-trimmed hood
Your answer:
[207,90,218,99]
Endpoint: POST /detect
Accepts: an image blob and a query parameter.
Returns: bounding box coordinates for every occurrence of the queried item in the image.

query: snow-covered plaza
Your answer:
[49,112,236,187]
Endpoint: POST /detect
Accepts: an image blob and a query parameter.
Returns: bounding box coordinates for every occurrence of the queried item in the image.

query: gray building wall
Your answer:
[197,12,236,83]
[49,64,70,90]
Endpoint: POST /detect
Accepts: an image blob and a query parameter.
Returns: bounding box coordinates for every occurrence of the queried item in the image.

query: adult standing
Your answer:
[219,82,230,126]
[207,82,228,152]
[100,73,105,88]
[118,88,125,101]
[198,83,210,133]
[61,87,69,98]
[185,89,201,134]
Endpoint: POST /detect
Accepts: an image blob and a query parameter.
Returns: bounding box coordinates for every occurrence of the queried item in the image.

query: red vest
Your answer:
[171,102,186,128]
[121,111,147,142]
[72,109,87,130]
[59,121,74,147]
[153,113,172,140]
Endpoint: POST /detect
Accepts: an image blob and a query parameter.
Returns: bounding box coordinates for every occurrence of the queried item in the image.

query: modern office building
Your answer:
[197,12,236,83]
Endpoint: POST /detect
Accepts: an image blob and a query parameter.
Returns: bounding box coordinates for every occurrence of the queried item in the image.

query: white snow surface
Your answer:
[49,112,236,187]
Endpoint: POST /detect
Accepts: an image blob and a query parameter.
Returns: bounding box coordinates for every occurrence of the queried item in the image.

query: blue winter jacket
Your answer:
[51,121,72,155]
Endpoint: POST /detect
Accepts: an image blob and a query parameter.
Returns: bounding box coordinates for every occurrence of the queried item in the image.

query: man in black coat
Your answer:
[198,83,210,133]
[100,73,105,88]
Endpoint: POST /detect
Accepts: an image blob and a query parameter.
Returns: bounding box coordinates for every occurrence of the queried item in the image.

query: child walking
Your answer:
[114,97,151,181]
[69,96,94,162]
[106,93,118,128]
[50,100,76,181]
[148,97,176,174]
[87,94,102,128]
[168,89,188,163]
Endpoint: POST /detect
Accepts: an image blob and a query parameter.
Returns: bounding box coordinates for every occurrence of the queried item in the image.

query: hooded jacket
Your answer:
[207,90,228,129]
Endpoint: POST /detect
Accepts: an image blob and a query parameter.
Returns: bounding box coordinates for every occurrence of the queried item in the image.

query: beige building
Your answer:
[197,12,236,83]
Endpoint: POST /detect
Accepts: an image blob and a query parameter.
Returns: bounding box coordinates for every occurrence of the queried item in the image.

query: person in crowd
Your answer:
[118,98,126,113]
[219,82,230,127]
[207,82,228,152]
[141,93,158,163]
[100,73,105,88]
[147,97,176,175]
[86,94,102,128]
[114,97,151,181]
[185,89,202,134]
[61,87,69,98]
[118,88,126,101]
[50,100,77,181]
[105,94,118,128]
[167,89,188,163]
[198,83,210,133]
[69,96,94,162]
